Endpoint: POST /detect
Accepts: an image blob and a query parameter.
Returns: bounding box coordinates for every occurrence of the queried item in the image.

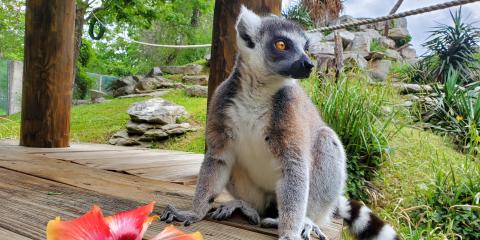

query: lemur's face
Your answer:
[236,6,314,79]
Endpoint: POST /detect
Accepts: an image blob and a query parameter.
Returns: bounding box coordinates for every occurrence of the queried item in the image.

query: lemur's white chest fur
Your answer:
[227,79,296,192]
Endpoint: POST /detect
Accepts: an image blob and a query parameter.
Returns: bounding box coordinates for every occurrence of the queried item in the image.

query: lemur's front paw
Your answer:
[301,218,327,240]
[209,200,260,225]
[160,204,201,226]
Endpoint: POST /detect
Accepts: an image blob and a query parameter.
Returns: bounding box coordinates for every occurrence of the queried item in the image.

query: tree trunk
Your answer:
[207,0,281,102]
[20,0,76,147]
[190,3,201,27]
[74,3,87,66]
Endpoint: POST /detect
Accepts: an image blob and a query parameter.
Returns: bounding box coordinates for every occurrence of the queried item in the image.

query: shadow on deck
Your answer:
[0,140,343,239]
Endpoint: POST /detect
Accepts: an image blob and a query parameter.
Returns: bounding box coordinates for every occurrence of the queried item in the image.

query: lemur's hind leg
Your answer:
[260,217,327,240]
[209,199,260,225]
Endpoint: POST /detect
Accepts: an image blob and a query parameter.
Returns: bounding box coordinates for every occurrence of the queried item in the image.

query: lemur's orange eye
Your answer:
[275,41,286,50]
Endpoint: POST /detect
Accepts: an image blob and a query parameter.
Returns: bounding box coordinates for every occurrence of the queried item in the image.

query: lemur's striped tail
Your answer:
[337,196,399,240]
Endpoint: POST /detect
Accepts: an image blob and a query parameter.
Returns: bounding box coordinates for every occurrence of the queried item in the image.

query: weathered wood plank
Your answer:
[0,168,274,240]
[0,227,31,240]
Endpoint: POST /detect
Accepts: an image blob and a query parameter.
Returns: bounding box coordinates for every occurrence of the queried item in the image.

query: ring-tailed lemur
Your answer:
[161,6,398,240]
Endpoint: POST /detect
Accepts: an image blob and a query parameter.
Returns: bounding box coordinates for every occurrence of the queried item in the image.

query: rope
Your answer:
[90,0,480,47]
[308,0,480,32]
[91,13,212,49]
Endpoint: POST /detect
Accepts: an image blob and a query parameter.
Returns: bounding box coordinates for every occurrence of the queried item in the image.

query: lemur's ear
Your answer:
[236,5,261,49]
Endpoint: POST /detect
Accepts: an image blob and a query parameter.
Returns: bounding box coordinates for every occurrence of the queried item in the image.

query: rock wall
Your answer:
[308,16,417,81]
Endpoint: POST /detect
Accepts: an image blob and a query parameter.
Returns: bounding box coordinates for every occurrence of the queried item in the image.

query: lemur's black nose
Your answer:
[303,59,314,70]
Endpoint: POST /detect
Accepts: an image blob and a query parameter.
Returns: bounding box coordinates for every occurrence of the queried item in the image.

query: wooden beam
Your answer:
[20,0,76,147]
[207,0,281,102]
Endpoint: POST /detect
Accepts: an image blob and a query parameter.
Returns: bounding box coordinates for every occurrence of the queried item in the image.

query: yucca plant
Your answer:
[282,4,314,29]
[420,8,480,85]
[420,69,480,153]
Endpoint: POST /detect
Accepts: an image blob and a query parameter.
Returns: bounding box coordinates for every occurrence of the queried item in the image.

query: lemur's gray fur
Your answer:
[161,6,398,240]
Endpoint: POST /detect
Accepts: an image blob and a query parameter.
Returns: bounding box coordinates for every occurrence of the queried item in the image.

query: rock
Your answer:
[140,129,169,141]
[325,30,355,46]
[126,121,163,135]
[73,99,89,105]
[338,15,356,24]
[400,47,417,60]
[366,51,385,61]
[185,85,208,97]
[384,49,403,61]
[374,18,407,31]
[359,29,381,41]
[379,36,396,49]
[109,130,141,146]
[161,123,196,135]
[162,64,203,75]
[343,52,368,70]
[119,90,170,99]
[92,97,108,104]
[381,106,393,114]
[389,28,410,40]
[128,98,188,124]
[182,75,209,86]
[146,67,163,77]
[346,34,371,58]
[369,60,392,81]
[309,41,335,55]
[110,76,139,97]
[399,84,433,94]
[136,77,161,91]
[396,101,413,108]
[405,94,420,101]
[90,89,107,101]
[316,55,336,71]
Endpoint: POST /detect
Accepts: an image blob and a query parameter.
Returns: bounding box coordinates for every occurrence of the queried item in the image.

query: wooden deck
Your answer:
[0,140,342,239]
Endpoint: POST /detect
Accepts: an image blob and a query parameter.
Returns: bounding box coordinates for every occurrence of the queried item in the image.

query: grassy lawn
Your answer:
[0,90,207,153]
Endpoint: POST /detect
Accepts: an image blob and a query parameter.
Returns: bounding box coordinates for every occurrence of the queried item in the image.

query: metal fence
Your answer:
[0,59,8,116]
[87,72,118,92]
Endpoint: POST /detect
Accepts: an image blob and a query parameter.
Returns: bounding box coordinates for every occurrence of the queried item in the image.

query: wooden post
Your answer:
[334,31,344,81]
[207,0,281,102]
[20,0,76,148]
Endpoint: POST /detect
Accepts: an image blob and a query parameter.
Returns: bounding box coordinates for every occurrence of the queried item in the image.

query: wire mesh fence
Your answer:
[0,59,8,116]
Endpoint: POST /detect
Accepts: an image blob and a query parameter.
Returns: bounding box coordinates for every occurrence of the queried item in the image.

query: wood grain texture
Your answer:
[0,141,343,239]
[0,168,275,240]
[20,0,76,148]
[207,0,282,102]
[0,228,31,240]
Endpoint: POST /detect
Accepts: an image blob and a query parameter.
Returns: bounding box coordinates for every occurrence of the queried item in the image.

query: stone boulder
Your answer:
[185,85,208,97]
[135,77,176,91]
[347,34,371,58]
[369,60,392,81]
[358,29,381,41]
[182,75,208,86]
[398,84,433,94]
[309,41,335,56]
[108,130,141,146]
[379,36,396,49]
[384,49,403,61]
[126,121,162,135]
[90,89,108,102]
[146,67,163,77]
[389,28,410,41]
[343,52,368,70]
[140,129,169,141]
[400,47,417,60]
[128,98,188,125]
[138,123,195,141]
[110,76,139,97]
[325,30,355,47]
[162,64,203,75]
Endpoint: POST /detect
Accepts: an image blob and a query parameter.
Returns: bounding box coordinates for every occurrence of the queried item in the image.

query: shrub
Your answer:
[304,69,398,201]
[418,70,480,154]
[419,8,479,85]
[409,157,480,239]
[370,39,387,53]
[282,4,314,29]
[74,40,96,99]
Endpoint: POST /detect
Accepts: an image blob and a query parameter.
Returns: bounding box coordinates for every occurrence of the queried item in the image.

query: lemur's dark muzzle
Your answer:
[289,55,314,79]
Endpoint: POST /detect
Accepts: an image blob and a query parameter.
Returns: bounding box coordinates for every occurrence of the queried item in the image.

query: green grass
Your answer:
[0,90,207,153]
[370,39,388,53]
